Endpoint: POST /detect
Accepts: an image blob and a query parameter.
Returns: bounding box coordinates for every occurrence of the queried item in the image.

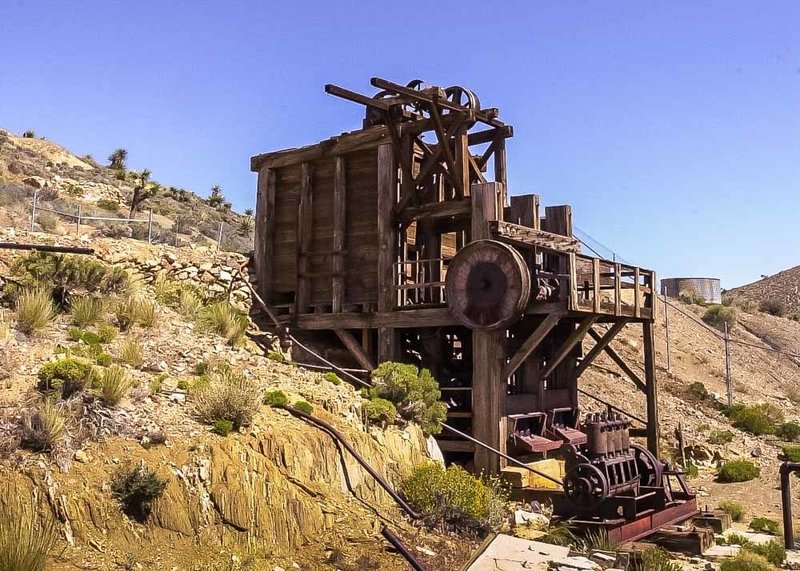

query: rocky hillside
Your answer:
[0,128,254,253]
[724,265,800,316]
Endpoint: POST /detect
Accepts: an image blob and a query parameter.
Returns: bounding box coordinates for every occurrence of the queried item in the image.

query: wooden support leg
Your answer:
[540,316,598,379]
[643,321,659,456]
[575,320,630,377]
[587,329,646,392]
[335,329,375,371]
[472,329,505,475]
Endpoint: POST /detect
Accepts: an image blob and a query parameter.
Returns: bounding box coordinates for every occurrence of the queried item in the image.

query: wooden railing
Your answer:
[569,254,656,319]
[393,257,448,307]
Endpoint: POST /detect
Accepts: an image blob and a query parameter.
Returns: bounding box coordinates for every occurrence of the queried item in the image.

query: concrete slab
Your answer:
[466,534,570,571]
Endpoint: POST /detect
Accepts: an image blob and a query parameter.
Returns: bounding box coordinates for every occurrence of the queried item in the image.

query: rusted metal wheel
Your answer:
[563,463,609,510]
[632,444,664,487]
[445,240,531,330]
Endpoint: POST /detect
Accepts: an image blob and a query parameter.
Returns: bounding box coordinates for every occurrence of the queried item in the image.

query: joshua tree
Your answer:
[207,185,224,208]
[244,208,254,217]
[107,148,128,171]
[22,130,36,138]
[128,169,160,218]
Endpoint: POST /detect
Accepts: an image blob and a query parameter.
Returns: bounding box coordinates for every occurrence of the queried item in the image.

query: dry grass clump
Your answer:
[115,294,139,331]
[0,493,59,571]
[117,337,144,369]
[197,301,248,345]
[98,365,133,406]
[177,288,202,317]
[193,366,261,429]
[135,299,157,328]
[0,309,12,340]
[19,399,67,452]
[69,296,104,327]
[153,274,179,305]
[15,289,56,334]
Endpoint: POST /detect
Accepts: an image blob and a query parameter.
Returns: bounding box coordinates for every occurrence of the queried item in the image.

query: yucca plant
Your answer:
[69,296,104,327]
[197,301,248,345]
[118,337,144,369]
[0,493,59,571]
[15,289,56,335]
[98,365,133,406]
[19,399,66,452]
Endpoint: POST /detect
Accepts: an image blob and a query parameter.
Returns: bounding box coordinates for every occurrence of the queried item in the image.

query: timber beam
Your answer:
[489,220,581,254]
[575,320,630,377]
[540,316,598,379]
[587,328,646,392]
[334,330,375,371]
[502,311,564,380]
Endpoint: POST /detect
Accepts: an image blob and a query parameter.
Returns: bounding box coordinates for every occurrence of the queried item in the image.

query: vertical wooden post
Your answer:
[295,163,313,315]
[470,182,505,475]
[332,156,346,313]
[724,322,733,406]
[643,320,659,456]
[30,189,38,232]
[147,208,153,243]
[662,286,671,372]
[76,204,82,235]
[254,167,276,302]
[493,134,507,190]
[377,144,398,363]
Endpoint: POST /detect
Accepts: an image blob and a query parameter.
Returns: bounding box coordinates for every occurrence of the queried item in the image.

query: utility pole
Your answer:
[724,322,733,406]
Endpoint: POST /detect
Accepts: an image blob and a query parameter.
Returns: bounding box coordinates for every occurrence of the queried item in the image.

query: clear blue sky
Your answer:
[2,1,798,288]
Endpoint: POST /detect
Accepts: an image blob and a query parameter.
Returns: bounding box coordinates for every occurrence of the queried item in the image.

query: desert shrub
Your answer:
[68,327,103,346]
[401,463,508,531]
[719,551,772,571]
[10,251,129,295]
[369,362,447,435]
[98,365,132,406]
[193,361,210,376]
[197,301,248,345]
[212,419,234,436]
[745,541,786,566]
[292,400,313,414]
[193,366,261,429]
[679,290,706,305]
[153,274,179,305]
[718,500,746,522]
[95,352,112,367]
[135,299,157,327]
[177,288,202,317]
[69,295,104,327]
[709,429,735,445]
[323,371,341,385]
[15,289,56,334]
[749,517,780,535]
[639,547,681,571]
[687,381,708,400]
[118,337,144,369]
[176,379,189,391]
[726,403,784,435]
[362,398,398,426]
[703,304,737,331]
[96,323,117,343]
[267,351,285,363]
[37,211,58,231]
[777,422,800,442]
[782,445,800,462]
[19,399,66,452]
[37,357,93,398]
[0,494,59,571]
[149,376,163,395]
[684,461,699,478]
[96,198,120,213]
[264,389,288,407]
[718,460,760,483]
[111,464,167,521]
[115,295,138,331]
[760,299,787,317]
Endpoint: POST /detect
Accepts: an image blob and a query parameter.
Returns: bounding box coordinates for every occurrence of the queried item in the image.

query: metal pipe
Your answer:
[577,387,646,425]
[780,462,800,549]
[440,423,563,487]
[284,405,422,519]
[0,243,95,255]
[381,527,426,571]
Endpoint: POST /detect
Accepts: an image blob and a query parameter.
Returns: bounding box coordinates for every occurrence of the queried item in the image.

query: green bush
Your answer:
[293,400,313,414]
[0,495,59,571]
[760,299,787,317]
[15,289,56,334]
[176,379,189,391]
[149,376,163,395]
[37,357,93,398]
[96,353,113,367]
[684,462,699,478]
[782,445,800,462]
[97,323,117,343]
[678,290,706,305]
[718,500,746,522]
[96,198,120,213]
[718,460,760,483]
[703,304,737,331]
[267,351,285,363]
[264,389,288,407]
[369,362,447,435]
[10,251,129,295]
[719,551,773,571]
[776,422,800,442]
[749,517,780,535]
[69,296,104,327]
[640,547,682,571]
[98,365,132,406]
[212,419,234,436]
[362,398,398,426]
[111,464,167,521]
[726,403,784,435]
[323,371,341,385]
[709,429,735,445]
[745,541,786,566]
[401,463,508,531]
[687,381,708,400]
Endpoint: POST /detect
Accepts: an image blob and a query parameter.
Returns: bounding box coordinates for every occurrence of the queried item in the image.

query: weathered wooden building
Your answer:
[251,78,661,477]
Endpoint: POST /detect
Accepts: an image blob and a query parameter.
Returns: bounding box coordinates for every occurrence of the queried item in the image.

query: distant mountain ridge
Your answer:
[724,265,800,314]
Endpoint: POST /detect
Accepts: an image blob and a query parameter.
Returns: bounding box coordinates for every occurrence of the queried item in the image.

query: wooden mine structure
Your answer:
[250,77,663,477]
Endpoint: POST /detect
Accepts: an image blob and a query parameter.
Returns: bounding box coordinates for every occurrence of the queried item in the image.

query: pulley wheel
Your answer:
[563,463,610,510]
[632,444,664,487]
[445,240,530,330]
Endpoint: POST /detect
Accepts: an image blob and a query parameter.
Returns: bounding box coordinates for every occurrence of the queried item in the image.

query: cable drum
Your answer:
[445,240,531,330]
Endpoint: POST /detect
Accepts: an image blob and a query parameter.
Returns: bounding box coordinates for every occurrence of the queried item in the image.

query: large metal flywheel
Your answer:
[445,239,531,330]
